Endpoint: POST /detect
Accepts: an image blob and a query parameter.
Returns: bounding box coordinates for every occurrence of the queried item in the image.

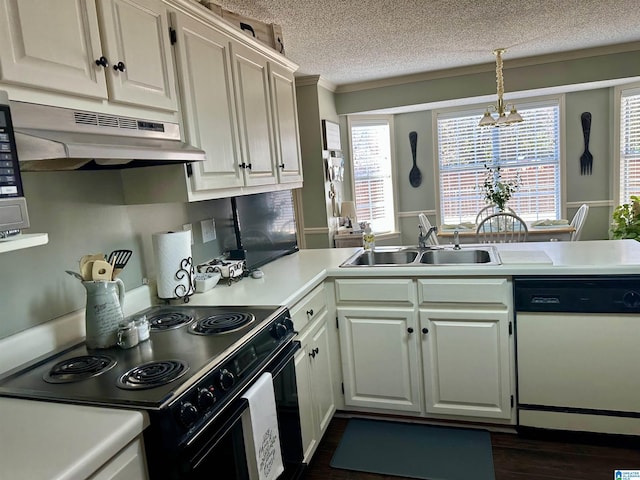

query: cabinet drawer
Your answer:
[418,278,510,306]
[335,279,415,306]
[290,284,327,333]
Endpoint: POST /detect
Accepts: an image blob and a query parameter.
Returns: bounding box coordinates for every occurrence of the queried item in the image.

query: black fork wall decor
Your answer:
[580,112,593,175]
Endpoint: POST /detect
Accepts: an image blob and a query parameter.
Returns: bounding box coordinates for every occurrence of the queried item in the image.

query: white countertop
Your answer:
[0,398,148,480]
[189,240,640,310]
[2,239,639,479]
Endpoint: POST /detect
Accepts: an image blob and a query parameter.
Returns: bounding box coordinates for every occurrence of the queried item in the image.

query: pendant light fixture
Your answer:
[478,49,523,127]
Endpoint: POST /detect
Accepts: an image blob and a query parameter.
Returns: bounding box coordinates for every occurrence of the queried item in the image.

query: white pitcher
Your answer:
[83,279,125,349]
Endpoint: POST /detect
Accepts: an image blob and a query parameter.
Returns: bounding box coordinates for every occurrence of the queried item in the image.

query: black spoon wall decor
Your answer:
[409,131,422,187]
[580,112,593,175]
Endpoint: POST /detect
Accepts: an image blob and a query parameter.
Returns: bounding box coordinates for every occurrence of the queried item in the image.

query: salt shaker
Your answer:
[135,316,150,342]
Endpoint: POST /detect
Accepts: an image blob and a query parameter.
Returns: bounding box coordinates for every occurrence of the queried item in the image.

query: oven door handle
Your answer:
[190,397,249,468]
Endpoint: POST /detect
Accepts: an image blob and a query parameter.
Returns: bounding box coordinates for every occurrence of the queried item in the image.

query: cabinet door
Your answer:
[269,63,302,184]
[338,307,421,412]
[420,308,512,419]
[309,311,335,436]
[0,0,107,98]
[294,342,317,463]
[97,0,178,111]
[171,13,244,191]
[89,437,149,480]
[231,42,277,187]
[294,306,335,463]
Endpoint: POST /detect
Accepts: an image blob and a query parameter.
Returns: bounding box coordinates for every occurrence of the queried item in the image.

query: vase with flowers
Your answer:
[610,195,640,241]
[481,164,520,212]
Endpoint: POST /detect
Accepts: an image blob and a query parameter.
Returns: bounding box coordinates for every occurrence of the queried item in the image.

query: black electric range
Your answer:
[0,304,304,479]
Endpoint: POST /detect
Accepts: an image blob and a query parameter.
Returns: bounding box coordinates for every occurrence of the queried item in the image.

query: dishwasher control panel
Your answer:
[514,276,640,313]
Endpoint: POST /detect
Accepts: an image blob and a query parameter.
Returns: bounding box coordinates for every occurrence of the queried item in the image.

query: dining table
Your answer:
[437,221,575,243]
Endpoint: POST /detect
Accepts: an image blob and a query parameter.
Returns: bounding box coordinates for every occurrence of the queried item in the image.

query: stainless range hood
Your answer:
[10,101,206,171]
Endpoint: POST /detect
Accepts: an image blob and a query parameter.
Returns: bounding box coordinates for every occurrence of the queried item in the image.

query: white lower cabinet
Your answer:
[420,307,511,419]
[89,437,149,480]
[337,307,422,412]
[335,277,515,423]
[418,277,514,421]
[293,286,336,463]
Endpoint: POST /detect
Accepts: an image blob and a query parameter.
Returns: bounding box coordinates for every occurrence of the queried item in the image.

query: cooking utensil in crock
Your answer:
[107,249,133,279]
[91,259,113,281]
[409,131,422,187]
[80,253,105,280]
[65,270,84,281]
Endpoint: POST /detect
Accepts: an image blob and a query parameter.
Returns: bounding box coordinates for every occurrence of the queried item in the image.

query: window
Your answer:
[435,98,562,224]
[618,86,640,204]
[348,116,396,234]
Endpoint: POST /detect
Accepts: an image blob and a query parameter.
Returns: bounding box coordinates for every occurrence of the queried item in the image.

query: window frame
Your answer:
[614,82,640,206]
[347,114,399,237]
[432,94,566,225]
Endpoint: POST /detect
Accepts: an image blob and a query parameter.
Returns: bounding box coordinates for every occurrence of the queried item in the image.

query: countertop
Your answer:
[189,240,640,309]
[2,239,639,479]
[0,398,148,480]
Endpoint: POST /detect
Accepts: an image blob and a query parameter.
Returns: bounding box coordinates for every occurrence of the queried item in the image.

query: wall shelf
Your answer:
[0,233,48,253]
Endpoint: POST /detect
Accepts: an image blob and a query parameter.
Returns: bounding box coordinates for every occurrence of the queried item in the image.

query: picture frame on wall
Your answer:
[322,119,341,151]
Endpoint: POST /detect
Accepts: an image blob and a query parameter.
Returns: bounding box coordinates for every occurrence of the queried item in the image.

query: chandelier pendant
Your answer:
[479,49,523,127]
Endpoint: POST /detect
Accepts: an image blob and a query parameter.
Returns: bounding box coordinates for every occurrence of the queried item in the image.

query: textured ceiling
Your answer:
[211,0,640,86]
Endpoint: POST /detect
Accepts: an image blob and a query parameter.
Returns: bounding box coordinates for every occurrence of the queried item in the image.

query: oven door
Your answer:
[164,341,304,480]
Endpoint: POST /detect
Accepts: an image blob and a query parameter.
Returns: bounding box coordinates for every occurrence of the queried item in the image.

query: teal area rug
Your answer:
[330,418,495,480]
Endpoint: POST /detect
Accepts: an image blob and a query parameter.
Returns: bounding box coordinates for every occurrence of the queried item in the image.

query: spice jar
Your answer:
[117,321,139,349]
[135,316,150,342]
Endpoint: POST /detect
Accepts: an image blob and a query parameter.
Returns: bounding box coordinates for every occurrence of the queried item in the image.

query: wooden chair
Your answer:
[476,212,529,243]
[569,204,589,241]
[475,204,517,225]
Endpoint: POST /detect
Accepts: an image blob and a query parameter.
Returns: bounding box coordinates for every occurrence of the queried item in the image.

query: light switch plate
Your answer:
[201,218,216,243]
[182,223,194,245]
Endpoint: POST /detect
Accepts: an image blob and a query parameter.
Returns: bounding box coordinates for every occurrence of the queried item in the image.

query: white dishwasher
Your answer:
[514,276,640,436]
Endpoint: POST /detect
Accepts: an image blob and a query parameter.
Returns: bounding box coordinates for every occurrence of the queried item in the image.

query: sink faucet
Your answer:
[453,230,461,250]
[418,224,438,248]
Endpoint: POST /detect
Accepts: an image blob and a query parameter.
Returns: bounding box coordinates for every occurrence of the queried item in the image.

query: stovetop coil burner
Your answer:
[43,355,117,384]
[189,312,255,335]
[117,360,189,390]
[148,311,194,331]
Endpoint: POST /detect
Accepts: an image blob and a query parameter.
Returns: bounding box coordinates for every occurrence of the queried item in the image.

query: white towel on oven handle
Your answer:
[241,372,284,480]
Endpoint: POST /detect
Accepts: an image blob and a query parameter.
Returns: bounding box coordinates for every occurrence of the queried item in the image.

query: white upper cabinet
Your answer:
[97,0,178,111]
[0,0,106,98]
[231,41,277,187]
[269,63,302,184]
[122,5,302,204]
[0,0,178,112]
[171,11,244,191]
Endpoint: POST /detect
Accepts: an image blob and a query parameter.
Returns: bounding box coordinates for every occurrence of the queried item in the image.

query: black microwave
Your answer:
[0,90,29,238]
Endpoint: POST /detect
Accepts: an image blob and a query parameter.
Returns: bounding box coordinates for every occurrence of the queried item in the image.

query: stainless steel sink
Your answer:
[348,249,419,266]
[420,249,493,264]
[339,246,501,267]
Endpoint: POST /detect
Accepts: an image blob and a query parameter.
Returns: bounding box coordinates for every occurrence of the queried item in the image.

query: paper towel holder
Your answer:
[172,256,195,303]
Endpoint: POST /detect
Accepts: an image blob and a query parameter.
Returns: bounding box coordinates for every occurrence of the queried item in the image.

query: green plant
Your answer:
[482,164,520,211]
[610,195,640,240]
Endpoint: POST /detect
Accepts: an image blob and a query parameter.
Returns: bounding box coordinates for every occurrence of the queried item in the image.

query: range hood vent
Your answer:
[9,101,206,171]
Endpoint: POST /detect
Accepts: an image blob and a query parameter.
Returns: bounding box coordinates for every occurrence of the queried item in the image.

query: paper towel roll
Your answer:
[152,230,194,299]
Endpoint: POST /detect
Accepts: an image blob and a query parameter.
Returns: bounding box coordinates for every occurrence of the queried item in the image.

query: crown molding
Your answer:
[335,41,640,94]
[295,75,337,92]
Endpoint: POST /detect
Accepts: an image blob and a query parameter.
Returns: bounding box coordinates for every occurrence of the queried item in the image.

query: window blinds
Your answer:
[437,101,561,224]
[350,120,395,233]
[620,88,640,204]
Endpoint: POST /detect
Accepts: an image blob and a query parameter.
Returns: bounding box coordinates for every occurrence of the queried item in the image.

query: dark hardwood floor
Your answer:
[301,415,640,480]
